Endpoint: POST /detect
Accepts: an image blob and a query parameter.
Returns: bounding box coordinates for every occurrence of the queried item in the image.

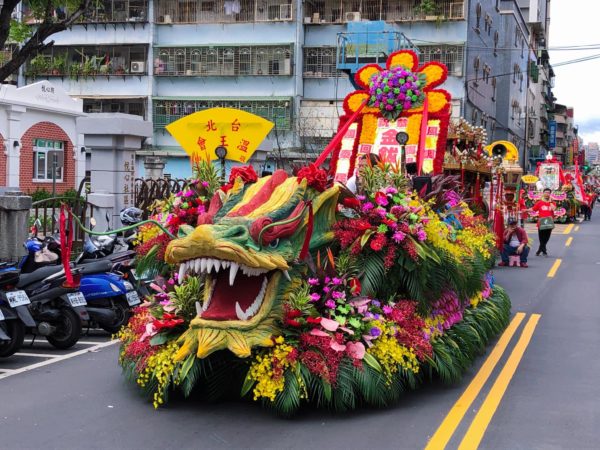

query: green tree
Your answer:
[0,0,93,82]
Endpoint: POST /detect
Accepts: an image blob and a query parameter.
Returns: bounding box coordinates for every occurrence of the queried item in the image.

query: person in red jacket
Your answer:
[498,218,530,267]
[530,188,556,256]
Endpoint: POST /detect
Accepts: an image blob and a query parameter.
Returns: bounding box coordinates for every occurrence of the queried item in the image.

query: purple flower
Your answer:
[417,230,427,242]
[325,299,336,309]
[308,278,320,286]
[332,277,342,285]
[386,187,398,194]
[332,291,346,299]
[201,181,210,188]
[323,286,331,293]
[371,300,381,307]
[383,305,393,315]
[357,195,366,201]
[310,293,321,302]
[376,208,388,218]
[369,327,382,337]
[361,202,374,213]
[393,231,406,243]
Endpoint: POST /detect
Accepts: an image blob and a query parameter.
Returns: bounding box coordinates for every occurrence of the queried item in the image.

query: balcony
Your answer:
[303,47,340,78]
[25,45,149,79]
[303,0,464,24]
[155,0,293,24]
[154,45,293,76]
[23,1,148,25]
[153,97,292,131]
[82,97,148,118]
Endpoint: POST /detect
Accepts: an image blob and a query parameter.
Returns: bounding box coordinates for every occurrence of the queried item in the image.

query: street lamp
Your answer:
[215,146,227,182]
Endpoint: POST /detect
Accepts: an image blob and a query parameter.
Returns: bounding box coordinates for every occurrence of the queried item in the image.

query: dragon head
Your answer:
[165,170,339,359]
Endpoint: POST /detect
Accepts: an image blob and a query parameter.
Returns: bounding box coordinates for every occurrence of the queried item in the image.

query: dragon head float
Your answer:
[164,170,339,359]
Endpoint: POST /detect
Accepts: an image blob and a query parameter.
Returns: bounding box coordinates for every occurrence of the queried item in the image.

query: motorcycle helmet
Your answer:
[120,207,143,225]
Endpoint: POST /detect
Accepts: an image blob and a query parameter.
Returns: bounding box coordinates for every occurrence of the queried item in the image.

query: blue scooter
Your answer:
[19,222,139,334]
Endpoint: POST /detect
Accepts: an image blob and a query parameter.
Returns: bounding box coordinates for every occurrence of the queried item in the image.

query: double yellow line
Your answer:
[425,312,541,450]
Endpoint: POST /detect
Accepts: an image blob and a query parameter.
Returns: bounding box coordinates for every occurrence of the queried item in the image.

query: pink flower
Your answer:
[346,341,366,359]
[308,278,320,286]
[309,293,321,302]
[374,191,388,206]
[417,229,427,241]
[332,277,342,285]
[320,317,340,331]
[392,231,406,243]
[361,202,374,212]
[332,291,345,299]
[201,181,210,188]
[325,299,336,309]
[330,341,347,352]
[310,328,329,337]
[383,305,393,315]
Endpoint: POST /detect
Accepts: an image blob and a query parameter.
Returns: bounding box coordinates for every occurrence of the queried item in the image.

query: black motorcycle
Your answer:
[0,265,36,357]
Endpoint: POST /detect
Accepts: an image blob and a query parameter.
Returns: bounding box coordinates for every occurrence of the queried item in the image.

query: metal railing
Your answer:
[134,178,189,216]
[155,0,293,24]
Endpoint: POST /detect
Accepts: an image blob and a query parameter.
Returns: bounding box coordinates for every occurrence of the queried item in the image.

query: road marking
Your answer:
[0,340,118,380]
[575,225,580,232]
[458,314,541,450]
[0,368,14,373]
[13,352,59,358]
[563,224,574,235]
[565,237,573,247]
[424,313,527,450]
[547,259,562,278]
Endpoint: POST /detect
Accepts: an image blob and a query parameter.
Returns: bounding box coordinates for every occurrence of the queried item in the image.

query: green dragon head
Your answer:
[165,170,339,359]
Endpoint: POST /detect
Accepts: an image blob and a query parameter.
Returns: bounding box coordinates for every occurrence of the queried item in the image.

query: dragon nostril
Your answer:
[226,226,249,242]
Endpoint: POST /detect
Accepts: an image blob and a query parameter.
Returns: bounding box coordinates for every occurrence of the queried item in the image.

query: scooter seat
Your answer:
[77,260,114,274]
[80,250,136,265]
[16,265,64,288]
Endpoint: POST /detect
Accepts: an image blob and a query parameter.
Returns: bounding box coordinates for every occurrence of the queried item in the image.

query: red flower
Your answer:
[369,233,386,251]
[348,278,361,296]
[306,317,322,325]
[343,197,361,209]
[297,164,329,192]
[285,319,302,328]
[229,165,258,185]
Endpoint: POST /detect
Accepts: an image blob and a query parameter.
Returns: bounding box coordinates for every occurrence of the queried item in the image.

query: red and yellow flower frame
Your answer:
[330,50,451,178]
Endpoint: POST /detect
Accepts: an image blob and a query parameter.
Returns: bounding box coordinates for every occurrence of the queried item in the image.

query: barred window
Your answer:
[303,47,339,77]
[154,45,293,76]
[82,97,147,118]
[153,98,292,131]
[155,0,293,24]
[417,44,464,76]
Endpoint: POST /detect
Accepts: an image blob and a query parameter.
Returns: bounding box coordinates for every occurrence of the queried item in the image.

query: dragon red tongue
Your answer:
[202,270,264,320]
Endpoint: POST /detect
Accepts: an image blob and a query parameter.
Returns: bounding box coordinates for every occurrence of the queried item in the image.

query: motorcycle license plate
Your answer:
[5,290,31,308]
[126,291,141,306]
[67,292,87,307]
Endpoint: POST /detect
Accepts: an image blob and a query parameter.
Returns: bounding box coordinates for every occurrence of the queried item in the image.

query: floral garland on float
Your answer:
[117,60,511,415]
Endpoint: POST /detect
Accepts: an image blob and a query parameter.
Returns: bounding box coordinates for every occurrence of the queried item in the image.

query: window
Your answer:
[33,139,64,182]
[418,44,465,76]
[475,2,482,31]
[303,47,338,77]
[493,31,499,56]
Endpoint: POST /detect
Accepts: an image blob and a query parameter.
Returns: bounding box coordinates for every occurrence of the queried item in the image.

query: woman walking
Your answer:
[530,188,556,256]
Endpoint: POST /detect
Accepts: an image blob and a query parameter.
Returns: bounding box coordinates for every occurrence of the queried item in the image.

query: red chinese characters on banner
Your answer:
[197,136,207,152]
[206,120,217,131]
[333,123,359,183]
[237,139,250,162]
[358,144,372,155]
[232,118,241,131]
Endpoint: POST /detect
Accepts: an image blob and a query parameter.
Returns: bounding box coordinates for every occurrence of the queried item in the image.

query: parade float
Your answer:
[117,51,511,415]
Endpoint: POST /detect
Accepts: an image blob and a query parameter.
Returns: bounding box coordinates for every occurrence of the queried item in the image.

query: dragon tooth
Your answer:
[206,258,214,274]
[193,258,200,274]
[283,270,291,281]
[195,301,203,317]
[213,260,221,272]
[178,264,186,283]
[199,258,207,273]
[235,301,247,321]
[229,262,239,286]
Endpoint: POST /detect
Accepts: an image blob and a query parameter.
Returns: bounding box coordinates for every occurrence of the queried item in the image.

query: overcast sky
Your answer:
[549,0,599,145]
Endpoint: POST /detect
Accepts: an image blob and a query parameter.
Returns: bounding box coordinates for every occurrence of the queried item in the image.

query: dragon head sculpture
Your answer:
[165,170,339,359]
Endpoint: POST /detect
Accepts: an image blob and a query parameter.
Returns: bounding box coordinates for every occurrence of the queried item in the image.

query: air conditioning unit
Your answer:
[130,61,145,73]
[345,11,361,22]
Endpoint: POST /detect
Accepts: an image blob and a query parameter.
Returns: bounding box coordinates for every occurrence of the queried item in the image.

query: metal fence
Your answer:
[134,178,189,217]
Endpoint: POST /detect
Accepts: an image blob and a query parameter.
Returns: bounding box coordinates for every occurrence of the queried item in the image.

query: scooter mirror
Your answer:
[90,217,97,229]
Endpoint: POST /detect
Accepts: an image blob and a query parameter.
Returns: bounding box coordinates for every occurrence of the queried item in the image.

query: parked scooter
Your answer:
[0,265,36,357]
[20,218,140,333]
[0,261,89,349]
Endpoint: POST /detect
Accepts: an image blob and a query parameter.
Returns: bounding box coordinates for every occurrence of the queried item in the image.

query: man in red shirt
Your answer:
[498,218,530,267]
[530,188,556,256]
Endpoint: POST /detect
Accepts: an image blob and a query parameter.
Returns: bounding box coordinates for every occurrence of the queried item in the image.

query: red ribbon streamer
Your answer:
[59,205,75,287]
[299,201,314,260]
[314,99,368,168]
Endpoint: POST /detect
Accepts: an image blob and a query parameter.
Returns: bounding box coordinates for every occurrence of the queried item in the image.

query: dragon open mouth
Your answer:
[178,258,289,321]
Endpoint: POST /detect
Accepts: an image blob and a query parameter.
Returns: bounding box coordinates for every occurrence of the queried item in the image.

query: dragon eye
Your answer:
[268,238,280,249]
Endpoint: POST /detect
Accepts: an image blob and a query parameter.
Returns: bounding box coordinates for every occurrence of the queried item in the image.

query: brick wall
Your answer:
[19,122,75,194]
[0,133,5,186]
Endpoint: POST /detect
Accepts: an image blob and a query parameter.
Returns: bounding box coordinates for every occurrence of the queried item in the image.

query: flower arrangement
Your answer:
[368,66,427,119]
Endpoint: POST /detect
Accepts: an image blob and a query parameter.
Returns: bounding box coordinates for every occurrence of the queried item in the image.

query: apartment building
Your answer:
[21,0,547,178]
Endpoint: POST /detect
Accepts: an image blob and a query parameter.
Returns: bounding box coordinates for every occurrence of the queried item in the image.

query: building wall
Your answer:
[0,133,5,186]
[18,122,76,194]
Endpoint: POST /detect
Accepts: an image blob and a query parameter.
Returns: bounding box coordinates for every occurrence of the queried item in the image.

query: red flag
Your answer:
[59,205,76,287]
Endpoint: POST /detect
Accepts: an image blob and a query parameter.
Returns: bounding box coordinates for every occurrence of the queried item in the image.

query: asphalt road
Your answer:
[0,219,598,450]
